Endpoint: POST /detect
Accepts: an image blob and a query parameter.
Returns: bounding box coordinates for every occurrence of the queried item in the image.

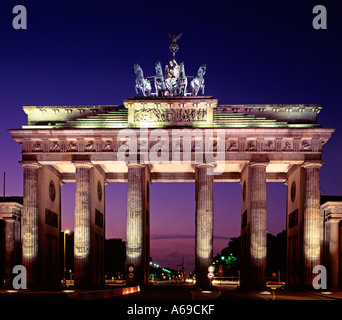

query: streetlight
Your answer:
[62,229,70,286]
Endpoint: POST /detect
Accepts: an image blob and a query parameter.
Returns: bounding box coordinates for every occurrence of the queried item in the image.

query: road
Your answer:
[112,283,341,318]
[113,282,342,301]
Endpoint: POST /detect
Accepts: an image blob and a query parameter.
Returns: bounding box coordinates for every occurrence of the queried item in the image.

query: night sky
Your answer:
[0,0,341,272]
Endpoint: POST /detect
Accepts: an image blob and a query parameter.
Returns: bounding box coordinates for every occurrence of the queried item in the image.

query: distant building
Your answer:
[0,196,23,288]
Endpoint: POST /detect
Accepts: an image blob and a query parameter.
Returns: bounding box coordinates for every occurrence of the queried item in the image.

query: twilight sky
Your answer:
[0,0,341,272]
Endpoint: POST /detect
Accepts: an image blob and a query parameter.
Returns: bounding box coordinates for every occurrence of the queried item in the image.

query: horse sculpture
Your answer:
[190,64,206,96]
[134,64,152,97]
[134,61,206,97]
[154,61,166,97]
[176,62,187,96]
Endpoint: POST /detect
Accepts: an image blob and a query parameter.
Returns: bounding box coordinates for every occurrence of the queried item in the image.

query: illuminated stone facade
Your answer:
[10,96,334,289]
[321,196,342,288]
[195,164,214,289]
[0,197,22,288]
[240,162,268,288]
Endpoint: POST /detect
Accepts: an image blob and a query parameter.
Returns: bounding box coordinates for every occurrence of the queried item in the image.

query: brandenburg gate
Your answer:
[9,44,334,289]
[9,95,334,289]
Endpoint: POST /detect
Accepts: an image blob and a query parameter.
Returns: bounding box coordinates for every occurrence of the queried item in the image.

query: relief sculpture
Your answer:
[133,107,207,123]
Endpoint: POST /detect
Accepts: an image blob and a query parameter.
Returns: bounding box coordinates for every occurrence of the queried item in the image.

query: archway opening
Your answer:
[266,182,287,284]
[60,182,75,283]
[150,183,195,276]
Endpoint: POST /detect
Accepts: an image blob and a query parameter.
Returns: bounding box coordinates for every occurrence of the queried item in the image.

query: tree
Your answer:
[105,238,126,279]
[213,237,241,276]
[213,231,287,279]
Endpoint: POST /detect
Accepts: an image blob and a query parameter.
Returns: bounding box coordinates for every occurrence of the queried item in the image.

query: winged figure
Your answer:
[168,33,183,58]
[168,33,183,43]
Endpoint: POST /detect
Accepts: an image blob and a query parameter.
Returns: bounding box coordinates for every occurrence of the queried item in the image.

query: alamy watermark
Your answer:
[116,128,226,175]
[10,4,329,31]
[9,263,329,290]
[12,5,27,30]
[312,5,327,30]
[12,265,27,290]
[312,265,327,290]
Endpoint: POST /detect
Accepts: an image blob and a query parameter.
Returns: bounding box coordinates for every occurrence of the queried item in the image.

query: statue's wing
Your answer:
[168,33,175,42]
[174,33,183,42]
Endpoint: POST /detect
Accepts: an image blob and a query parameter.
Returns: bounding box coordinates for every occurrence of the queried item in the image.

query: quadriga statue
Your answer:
[134,64,152,97]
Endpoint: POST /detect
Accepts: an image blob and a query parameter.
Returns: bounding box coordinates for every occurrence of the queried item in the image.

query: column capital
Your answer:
[19,161,42,169]
[249,161,269,168]
[196,163,216,169]
[302,160,324,169]
[325,212,342,222]
[72,160,93,169]
[126,163,145,168]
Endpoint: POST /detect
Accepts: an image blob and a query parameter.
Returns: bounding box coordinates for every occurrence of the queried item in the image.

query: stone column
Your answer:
[21,161,41,288]
[73,162,93,288]
[4,219,15,287]
[195,164,214,289]
[302,161,323,287]
[250,162,268,288]
[326,218,340,288]
[126,164,148,286]
[339,221,342,288]
[242,162,268,289]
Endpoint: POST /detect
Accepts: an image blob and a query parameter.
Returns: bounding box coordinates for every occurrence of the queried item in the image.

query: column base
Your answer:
[193,281,215,291]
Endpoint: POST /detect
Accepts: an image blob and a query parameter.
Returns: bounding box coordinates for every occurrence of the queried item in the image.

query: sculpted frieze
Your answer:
[50,141,61,152]
[300,139,311,151]
[102,140,113,152]
[84,141,95,152]
[133,107,207,123]
[67,141,77,152]
[264,140,275,151]
[32,141,43,152]
[246,140,256,151]
[282,140,293,151]
[227,140,238,151]
[21,135,317,156]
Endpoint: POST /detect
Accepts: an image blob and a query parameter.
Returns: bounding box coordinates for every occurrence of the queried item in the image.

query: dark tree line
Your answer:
[213,230,287,279]
[62,231,287,281]
[61,233,126,280]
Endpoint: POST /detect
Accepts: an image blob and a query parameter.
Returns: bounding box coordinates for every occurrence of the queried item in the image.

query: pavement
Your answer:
[0,285,140,300]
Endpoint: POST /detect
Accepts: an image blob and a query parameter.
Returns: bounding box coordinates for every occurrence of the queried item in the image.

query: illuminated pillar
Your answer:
[21,161,41,288]
[339,221,342,288]
[241,161,268,289]
[249,162,267,289]
[195,164,214,289]
[302,160,323,287]
[3,219,15,288]
[325,217,341,288]
[126,164,150,286]
[73,162,93,288]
